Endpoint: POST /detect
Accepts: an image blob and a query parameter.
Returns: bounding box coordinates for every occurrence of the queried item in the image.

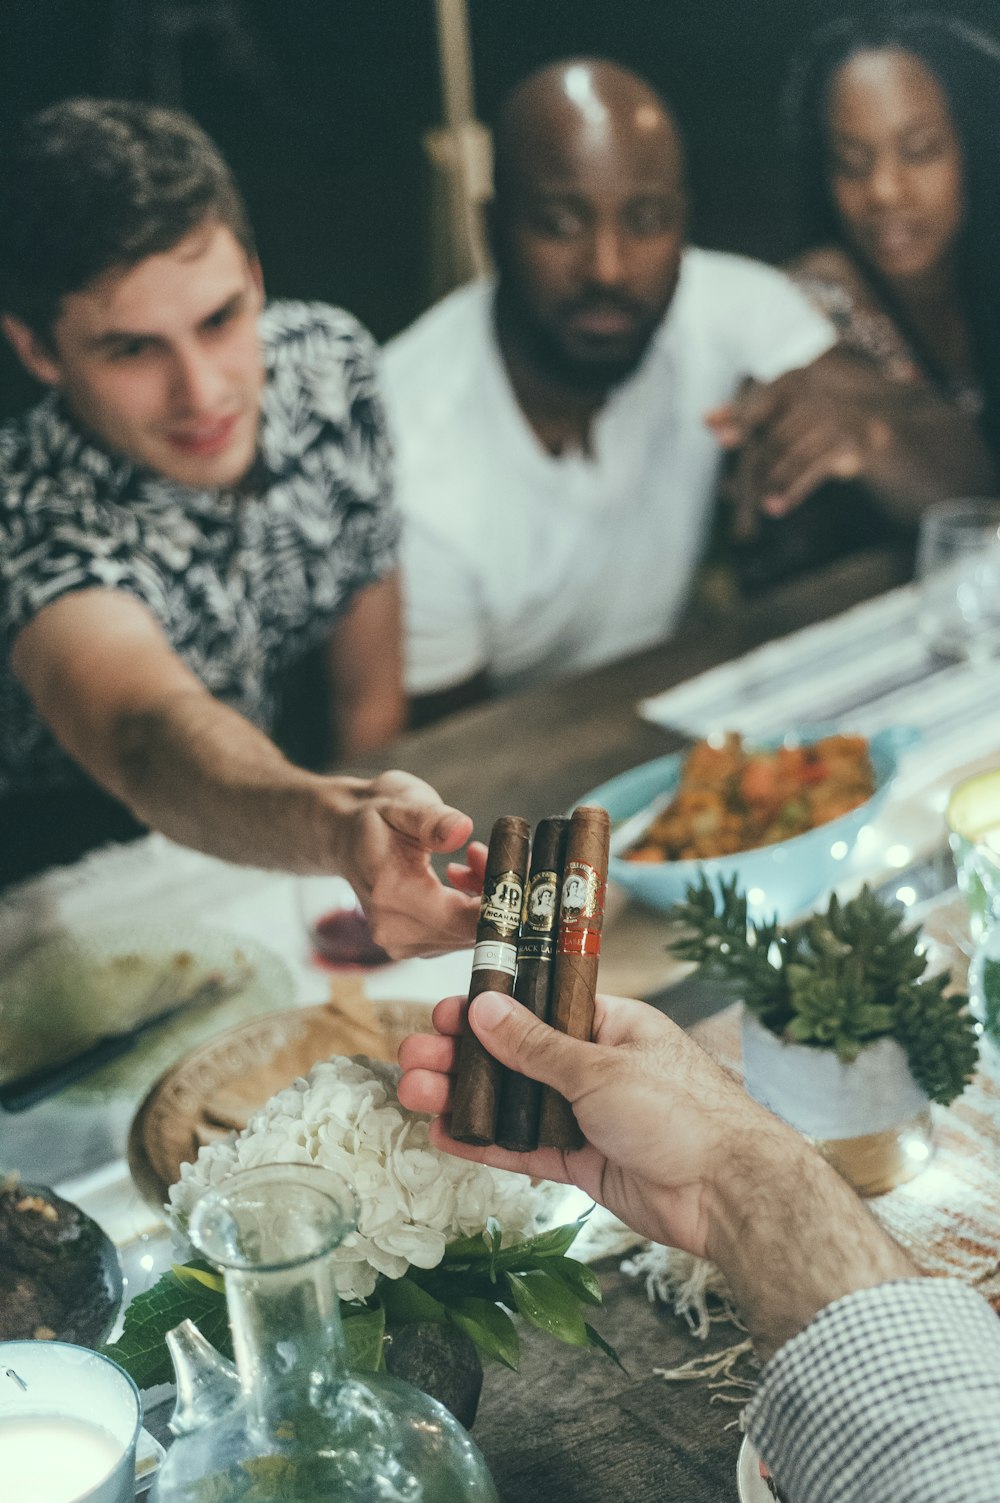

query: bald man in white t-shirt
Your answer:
[385,59,990,723]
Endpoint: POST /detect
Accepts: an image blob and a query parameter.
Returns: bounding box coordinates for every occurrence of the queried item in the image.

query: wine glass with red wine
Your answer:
[296,876,392,968]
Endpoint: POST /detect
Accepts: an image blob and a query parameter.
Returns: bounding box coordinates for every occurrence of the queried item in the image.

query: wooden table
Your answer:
[362,551,909,837]
[474,1260,749,1503]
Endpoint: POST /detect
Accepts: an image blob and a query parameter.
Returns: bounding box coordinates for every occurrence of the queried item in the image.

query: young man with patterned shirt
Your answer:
[0,98,480,955]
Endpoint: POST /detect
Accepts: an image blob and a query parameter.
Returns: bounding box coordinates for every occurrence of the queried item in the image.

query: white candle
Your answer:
[0,1413,124,1502]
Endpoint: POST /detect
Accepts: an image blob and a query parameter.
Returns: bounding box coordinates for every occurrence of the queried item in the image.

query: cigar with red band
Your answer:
[495,815,568,1152]
[537,805,610,1151]
[450,815,531,1145]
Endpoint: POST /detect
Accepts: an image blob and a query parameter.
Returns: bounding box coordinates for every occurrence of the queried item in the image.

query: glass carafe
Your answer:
[152,1163,498,1502]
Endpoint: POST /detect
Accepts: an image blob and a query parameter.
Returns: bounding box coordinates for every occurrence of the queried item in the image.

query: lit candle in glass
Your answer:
[0,1341,144,1503]
[0,1413,124,1501]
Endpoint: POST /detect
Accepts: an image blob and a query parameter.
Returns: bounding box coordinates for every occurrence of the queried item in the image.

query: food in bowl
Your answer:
[625,732,875,862]
[0,1178,123,1345]
[584,725,905,920]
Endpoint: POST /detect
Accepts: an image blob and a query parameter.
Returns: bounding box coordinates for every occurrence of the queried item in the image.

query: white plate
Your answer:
[737,1437,775,1503]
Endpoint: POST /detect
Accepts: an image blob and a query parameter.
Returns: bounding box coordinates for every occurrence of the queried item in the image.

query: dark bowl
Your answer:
[0,1179,124,1346]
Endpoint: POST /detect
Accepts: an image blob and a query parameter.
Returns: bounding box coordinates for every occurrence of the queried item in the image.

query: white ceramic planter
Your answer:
[740,1010,934,1195]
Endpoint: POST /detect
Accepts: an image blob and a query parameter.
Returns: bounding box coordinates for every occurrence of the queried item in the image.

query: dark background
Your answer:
[1,0,998,418]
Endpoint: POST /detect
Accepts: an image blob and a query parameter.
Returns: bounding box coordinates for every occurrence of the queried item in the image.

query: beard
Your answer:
[494,265,675,394]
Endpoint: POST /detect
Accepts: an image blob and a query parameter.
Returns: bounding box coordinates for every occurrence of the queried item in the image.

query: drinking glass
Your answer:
[916,499,1000,662]
[969,921,1000,1067]
[949,766,1000,1063]
[946,766,1000,944]
[296,875,391,968]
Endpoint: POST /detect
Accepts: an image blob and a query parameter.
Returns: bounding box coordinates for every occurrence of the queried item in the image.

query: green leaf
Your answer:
[443,1219,503,1262]
[833,1034,862,1064]
[438,1216,593,1304]
[442,1234,492,1260]
[442,1220,502,1281]
[412,1261,504,1307]
[102,1267,231,1389]
[172,1262,225,1295]
[379,1275,447,1326]
[505,1270,589,1347]
[540,1256,603,1306]
[584,1322,628,1373]
[667,876,975,1079]
[490,1215,589,1269]
[785,1015,814,1044]
[341,1304,385,1373]
[447,1296,520,1370]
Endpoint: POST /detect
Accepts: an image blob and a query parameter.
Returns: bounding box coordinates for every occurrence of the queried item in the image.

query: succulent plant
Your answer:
[893,975,981,1104]
[669,876,978,1104]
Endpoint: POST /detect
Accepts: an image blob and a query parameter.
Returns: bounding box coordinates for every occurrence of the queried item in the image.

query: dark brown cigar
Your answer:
[450,815,531,1145]
[495,816,568,1152]
[537,805,610,1151]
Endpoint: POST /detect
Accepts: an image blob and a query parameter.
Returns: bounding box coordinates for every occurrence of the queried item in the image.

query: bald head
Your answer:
[490,59,688,394]
[494,59,684,204]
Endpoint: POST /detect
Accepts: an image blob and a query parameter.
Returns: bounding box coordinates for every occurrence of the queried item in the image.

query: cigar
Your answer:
[450,815,531,1145]
[537,805,610,1151]
[495,816,568,1152]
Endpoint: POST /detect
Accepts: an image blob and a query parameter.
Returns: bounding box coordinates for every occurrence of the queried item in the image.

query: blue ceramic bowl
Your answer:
[582,726,913,921]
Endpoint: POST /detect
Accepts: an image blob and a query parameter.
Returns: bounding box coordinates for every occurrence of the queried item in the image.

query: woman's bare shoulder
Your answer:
[785,245,923,382]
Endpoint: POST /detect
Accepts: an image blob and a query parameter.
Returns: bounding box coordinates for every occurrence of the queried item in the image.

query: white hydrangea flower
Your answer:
[168,1055,538,1302]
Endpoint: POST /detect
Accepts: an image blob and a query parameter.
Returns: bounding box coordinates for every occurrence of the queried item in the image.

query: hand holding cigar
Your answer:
[450,806,609,1151]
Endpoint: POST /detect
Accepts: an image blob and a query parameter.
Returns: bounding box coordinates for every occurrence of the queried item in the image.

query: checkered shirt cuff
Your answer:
[745,1279,1000,1503]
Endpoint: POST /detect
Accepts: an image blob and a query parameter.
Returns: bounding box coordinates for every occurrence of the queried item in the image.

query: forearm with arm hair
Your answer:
[112,687,349,871]
[707,1124,916,1362]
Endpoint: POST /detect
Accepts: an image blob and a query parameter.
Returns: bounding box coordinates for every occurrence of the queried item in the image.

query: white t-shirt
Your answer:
[383,248,835,696]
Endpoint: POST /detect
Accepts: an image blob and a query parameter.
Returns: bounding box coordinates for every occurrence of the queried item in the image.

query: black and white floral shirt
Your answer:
[0,301,399,796]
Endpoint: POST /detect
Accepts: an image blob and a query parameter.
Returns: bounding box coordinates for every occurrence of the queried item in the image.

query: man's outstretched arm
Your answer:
[12,588,480,956]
